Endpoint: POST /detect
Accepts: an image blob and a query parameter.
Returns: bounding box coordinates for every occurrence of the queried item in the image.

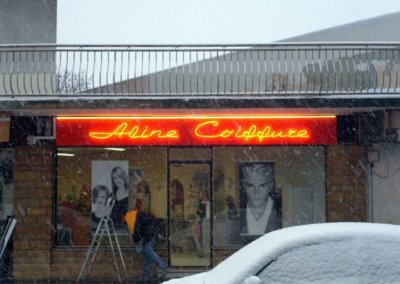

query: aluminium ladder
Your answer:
[77,198,128,282]
[0,216,17,261]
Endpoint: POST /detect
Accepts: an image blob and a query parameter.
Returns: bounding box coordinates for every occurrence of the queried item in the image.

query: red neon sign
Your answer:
[56,114,337,146]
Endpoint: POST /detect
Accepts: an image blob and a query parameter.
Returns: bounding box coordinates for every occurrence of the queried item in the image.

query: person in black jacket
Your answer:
[132,199,168,281]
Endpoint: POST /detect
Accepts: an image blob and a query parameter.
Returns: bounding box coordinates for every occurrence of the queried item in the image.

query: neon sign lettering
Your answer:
[194,120,309,142]
[56,114,337,146]
[89,122,179,140]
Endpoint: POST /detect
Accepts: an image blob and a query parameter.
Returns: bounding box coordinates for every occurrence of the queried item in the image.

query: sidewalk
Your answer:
[11,278,166,284]
[8,268,200,283]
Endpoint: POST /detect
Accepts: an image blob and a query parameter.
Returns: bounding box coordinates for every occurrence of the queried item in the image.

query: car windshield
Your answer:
[257,237,400,284]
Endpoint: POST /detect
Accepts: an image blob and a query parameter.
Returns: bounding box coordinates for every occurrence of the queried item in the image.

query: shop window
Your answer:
[56,147,168,247]
[212,146,326,246]
[169,162,211,267]
[0,148,14,280]
[0,148,14,221]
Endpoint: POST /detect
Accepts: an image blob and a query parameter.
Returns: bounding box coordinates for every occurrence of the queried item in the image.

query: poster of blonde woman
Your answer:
[92,160,129,233]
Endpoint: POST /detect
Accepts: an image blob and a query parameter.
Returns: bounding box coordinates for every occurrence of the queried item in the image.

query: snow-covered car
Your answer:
[163,222,400,284]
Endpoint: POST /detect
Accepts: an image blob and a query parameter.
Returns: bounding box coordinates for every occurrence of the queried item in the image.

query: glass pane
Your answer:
[213,146,325,246]
[170,163,210,267]
[56,147,167,247]
[0,148,14,220]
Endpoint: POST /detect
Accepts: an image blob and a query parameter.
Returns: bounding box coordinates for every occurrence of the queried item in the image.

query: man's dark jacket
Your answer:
[132,211,159,244]
[239,193,282,235]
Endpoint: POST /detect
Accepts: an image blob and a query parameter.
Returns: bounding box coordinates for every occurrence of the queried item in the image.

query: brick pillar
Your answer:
[326,145,368,222]
[13,147,54,280]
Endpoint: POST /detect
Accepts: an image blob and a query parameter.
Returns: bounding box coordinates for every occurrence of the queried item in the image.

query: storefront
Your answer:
[2,113,370,280]
[1,44,399,281]
[54,111,337,269]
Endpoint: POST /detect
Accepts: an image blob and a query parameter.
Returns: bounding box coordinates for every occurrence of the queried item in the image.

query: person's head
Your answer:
[92,185,110,206]
[171,179,183,191]
[134,198,144,211]
[240,163,274,209]
[136,181,150,194]
[192,171,209,192]
[111,166,128,193]
[225,195,234,205]
[200,189,208,201]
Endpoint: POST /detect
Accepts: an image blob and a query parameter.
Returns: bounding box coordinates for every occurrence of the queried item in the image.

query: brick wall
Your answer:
[13,146,54,279]
[51,249,142,280]
[326,145,368,222]
[213,248,240,266]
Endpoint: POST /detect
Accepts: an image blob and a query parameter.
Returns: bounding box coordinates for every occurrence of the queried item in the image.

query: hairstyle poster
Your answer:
[91,160,129,231]
[238,161,275,236]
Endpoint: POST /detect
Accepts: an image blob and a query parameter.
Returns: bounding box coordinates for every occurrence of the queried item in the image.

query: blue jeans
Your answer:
[143,237,168,280]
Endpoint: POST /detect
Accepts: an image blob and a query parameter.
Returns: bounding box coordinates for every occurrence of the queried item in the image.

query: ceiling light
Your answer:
[57,153,75,157]
[104,147,126,152]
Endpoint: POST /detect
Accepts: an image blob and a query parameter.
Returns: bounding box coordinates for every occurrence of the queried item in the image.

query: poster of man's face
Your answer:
[239,161,280,236]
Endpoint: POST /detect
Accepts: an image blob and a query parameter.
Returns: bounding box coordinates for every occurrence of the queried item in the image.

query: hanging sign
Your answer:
[56,114,337,146]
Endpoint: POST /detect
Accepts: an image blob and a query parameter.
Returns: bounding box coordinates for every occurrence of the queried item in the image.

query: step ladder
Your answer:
[77,198,128,282]
[0,216,17,260]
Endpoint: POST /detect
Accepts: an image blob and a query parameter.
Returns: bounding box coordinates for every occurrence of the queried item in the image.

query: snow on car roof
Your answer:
[205,222,400,284]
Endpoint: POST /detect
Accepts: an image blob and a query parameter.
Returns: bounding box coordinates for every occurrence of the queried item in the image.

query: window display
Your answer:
[212,146,326,246]
[169,162,211,267]
[55,145,326,257]
[56,147,167,247]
